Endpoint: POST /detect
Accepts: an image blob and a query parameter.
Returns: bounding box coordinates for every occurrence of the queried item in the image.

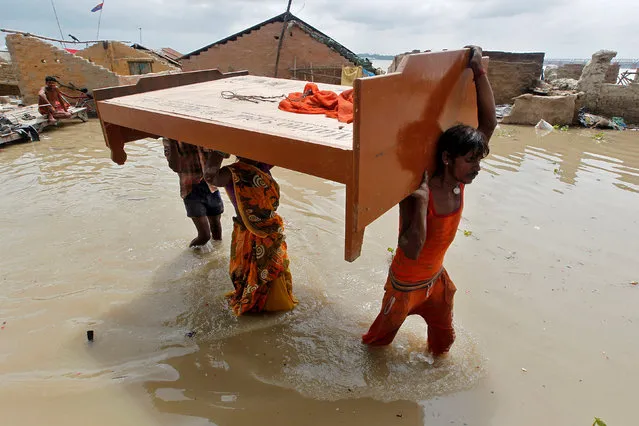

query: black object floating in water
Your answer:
[87,330,94,342]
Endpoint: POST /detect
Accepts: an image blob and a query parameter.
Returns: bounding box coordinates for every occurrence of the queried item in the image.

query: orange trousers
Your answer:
[362,269,457,355]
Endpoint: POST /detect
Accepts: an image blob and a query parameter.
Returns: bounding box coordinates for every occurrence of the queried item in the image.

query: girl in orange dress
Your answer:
[363,46,497,356]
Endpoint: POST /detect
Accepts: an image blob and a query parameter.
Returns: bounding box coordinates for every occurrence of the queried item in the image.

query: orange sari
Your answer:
[226,162,297,315]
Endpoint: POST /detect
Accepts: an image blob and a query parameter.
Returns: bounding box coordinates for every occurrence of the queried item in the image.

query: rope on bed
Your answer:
[221,91,285,104]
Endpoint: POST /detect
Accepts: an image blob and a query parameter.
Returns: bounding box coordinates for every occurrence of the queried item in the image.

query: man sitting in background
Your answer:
[38,76,71,123]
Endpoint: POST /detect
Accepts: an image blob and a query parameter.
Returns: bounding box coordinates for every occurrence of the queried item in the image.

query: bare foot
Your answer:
[189,236,210,247]
[426,344,450,361]
[430,352,452,369]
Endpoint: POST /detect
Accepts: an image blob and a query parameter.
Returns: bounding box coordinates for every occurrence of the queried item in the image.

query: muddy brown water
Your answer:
[0,121,638,425]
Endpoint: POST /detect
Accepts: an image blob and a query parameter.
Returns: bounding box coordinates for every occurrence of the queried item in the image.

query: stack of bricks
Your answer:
[6,34,120,104]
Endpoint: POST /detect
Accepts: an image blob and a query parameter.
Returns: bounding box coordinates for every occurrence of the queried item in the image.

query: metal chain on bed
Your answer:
[220,91,285,104]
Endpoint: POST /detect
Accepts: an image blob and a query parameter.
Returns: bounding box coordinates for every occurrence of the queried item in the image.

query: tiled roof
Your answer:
[130,43,182,67]
[160,47,183,62]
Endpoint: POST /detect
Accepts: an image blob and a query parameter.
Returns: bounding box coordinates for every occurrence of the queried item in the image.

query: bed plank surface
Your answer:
[101,75,353,150]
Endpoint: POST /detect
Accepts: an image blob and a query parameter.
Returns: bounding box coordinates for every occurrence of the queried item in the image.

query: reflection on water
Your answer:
[1,121,638,426]
[484,126,639,192]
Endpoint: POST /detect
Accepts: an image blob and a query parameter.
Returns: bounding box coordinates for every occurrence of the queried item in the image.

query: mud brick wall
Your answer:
[6,34,120,104]
[484,51,545,69]
[555,63,619,83]
[0,61,17,83]
[0,84,21,96]
[556,64,584,80]
[488,60,543,104]
[0,61,20,95]
[605,63,620,84]
[481,52,544,105]
[594,84,639,124]
[182,22,354,84]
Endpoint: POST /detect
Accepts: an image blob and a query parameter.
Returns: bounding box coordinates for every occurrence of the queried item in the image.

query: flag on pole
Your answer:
[91,3,103,12]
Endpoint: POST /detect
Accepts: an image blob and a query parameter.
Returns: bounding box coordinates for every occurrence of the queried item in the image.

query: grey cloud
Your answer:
[302,0,466,31]
[471,0,564,19]
[2,0,637,58]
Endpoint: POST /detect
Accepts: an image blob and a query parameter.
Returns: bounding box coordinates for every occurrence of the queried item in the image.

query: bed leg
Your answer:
[345,184,364,262]
[345,227,364,262]
[103,123,128,165]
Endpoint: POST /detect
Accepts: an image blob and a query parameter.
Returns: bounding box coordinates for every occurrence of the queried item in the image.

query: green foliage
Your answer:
[553,124,569,131]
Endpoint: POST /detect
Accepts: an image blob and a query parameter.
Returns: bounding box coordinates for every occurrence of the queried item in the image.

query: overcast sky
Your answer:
[2,0,637,59]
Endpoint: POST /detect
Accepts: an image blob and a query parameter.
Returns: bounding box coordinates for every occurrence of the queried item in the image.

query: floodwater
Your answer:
[1,121,638,426]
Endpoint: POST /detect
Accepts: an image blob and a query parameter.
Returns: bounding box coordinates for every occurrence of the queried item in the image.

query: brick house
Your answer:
[181,12,371,84]
[77,41,180,76]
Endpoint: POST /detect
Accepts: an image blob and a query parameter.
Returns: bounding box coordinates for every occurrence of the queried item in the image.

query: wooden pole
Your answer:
[273,0,293,78]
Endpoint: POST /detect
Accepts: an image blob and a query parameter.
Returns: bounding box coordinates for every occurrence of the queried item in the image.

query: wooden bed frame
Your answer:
[94,49,483,262]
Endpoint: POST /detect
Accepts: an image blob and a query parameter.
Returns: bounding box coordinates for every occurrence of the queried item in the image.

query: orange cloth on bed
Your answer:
[278,82,354,123]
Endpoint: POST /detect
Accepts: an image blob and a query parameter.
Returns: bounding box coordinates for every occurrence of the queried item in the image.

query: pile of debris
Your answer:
[501,50,639,128]
[1,99,41,144]
[0,96,88,145]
